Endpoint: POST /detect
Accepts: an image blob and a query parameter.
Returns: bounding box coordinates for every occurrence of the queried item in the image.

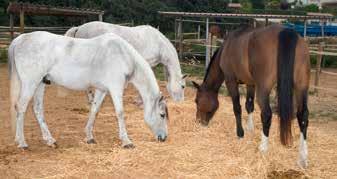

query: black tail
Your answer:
[277,28,298,146]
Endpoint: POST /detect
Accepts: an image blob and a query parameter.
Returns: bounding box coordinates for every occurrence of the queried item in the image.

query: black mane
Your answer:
[203,25,252,82]
[203,46,223,82]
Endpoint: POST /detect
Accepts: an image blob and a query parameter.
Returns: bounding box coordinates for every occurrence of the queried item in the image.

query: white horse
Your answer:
[65,21,186,103]
[8,31,168,149]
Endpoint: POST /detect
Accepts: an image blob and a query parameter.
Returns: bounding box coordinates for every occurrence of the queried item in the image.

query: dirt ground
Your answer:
[0,64,337,178]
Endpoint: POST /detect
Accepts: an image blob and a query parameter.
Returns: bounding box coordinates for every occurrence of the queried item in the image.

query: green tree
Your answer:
[250,0,265,9]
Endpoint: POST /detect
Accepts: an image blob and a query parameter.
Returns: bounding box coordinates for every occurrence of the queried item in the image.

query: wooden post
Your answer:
[197,25,201,40]
[98,13,103,21]
[174,19,177,47]
[177,18,183,60]
[81,17,86,25]
[253,20,257,28]
[9,13,14,40]
[314,42,324,93]
[211,35,217,58]
[205,18,210,70]
[265,18,268,26]
[19,10,24,33]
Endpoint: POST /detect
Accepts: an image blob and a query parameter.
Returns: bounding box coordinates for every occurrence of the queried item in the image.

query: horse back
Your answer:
[247,25,309,88]
[220,28,255,84]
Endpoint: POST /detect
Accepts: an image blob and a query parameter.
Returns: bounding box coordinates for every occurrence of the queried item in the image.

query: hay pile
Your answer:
[0,64,337,178]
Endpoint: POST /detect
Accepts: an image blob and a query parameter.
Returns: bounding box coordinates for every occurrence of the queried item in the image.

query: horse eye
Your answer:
[160,113,165,118]
[181,85,185,89]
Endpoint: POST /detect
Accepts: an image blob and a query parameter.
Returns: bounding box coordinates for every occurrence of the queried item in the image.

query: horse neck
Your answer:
[203,51,225,92]
[160,38,182,84]
[131,59,160,116]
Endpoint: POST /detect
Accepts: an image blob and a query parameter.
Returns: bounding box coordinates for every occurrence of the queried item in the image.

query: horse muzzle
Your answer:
[157,135,167,142]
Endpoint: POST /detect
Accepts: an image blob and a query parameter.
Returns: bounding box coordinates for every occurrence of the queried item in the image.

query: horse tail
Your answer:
[8,42,20,136]
[277,28,298,146]
[64,26,79,37]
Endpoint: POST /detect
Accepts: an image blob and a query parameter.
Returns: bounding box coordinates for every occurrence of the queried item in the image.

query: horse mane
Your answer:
[203,25,252,82]
[230,25,253,38]
[203,45,223,82]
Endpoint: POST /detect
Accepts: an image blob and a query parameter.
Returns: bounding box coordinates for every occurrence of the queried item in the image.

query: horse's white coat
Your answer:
[298,132,308,168]
[247,113,254,132]
[259,131,269,153]
[9,31,168,148]
[65,21,185,102]
[33,83,56,145]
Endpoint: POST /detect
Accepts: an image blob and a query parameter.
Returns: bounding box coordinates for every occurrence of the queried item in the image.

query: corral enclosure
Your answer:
[0,62,337,178]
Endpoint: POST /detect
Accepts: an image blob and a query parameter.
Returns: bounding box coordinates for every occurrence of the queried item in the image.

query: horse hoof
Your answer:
[259,144,268,154]
[87,139,97,144]
[20,146,29,151]
[50,142,58,149]
[123,143,135,149]
[297,159,308,169]
[237,130,244,138]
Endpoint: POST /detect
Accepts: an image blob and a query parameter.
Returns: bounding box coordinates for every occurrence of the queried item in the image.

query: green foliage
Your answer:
[303,4,319,12]
[0,48,8,63]
[250,0,265,9]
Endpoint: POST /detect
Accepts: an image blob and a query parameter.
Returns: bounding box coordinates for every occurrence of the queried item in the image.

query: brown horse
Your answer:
[192,24,310,168]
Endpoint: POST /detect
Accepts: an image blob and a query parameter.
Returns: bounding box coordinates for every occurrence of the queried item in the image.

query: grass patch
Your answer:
[153,62,205,81]
[0,48,7,63]
[181,63,205,78]
[153,64,166,81]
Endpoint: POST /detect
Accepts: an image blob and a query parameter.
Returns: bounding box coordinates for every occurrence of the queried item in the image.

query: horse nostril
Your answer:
[158,135,167,142]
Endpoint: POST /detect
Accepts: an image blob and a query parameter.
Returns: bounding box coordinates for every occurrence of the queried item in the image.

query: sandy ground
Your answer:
[0,64,337,178]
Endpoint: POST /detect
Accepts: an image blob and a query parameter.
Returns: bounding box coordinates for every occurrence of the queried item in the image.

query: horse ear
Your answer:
[192,81,200,89]
[159,95,164,102]
[182,74,188,79]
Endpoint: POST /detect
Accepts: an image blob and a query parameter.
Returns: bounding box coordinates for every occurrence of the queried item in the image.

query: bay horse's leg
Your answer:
[85,89,107,144]
[109,86,134,148]
[15,82,39,149]
[245,85,255,132]
[225,81,244,138]
[256,88,272,153]
[33,83,57,147]
[295,89,309,168]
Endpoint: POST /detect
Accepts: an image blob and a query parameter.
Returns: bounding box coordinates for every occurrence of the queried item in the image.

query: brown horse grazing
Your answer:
[192,24,310,168]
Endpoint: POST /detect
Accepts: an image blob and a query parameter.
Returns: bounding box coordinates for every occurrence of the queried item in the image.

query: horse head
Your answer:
[192,81,219,126]
[167,74,187,102]
[144,94,169,142]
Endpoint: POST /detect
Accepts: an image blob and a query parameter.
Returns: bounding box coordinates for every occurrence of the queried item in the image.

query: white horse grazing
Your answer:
[65,21,186,103]
[9,31,168,149]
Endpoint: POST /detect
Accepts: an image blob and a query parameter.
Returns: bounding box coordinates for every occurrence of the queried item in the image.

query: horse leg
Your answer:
[109,87,134,148]
[245,85,255,132]
[33,83,56,147]
[226,81,244,138]
[15,82,38,149]
[296,89,309,168]
[85,89,107,144]
[86,88,95,104]
[256,88,272,153]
